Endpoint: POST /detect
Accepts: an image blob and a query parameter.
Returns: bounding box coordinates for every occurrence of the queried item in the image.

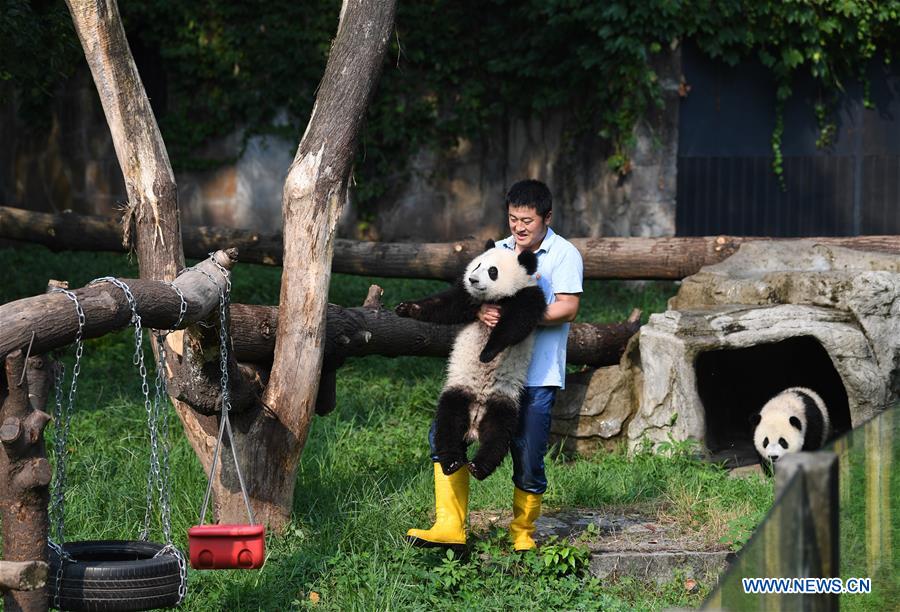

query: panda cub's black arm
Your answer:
[479,285,547,363]
[394,280,480,324]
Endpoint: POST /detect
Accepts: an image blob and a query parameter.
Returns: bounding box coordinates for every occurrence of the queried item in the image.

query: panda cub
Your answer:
[396,241,546,480]
[750,387,831,476]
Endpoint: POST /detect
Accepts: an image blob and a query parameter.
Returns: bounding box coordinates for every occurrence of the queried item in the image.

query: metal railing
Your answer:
[704,406,898,611]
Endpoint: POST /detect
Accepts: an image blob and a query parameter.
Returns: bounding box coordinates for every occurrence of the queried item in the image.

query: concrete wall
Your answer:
[1,48,681,241]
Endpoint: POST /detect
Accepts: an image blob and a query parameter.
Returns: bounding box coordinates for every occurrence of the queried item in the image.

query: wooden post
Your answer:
[776,451,840,612]
[0,350,52,612]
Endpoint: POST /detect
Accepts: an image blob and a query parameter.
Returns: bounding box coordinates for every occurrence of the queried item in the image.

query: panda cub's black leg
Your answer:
[468,394,519,480]
[433,387,474,475]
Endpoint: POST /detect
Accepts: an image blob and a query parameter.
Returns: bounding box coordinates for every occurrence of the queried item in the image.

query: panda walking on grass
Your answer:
[398,180,584,552]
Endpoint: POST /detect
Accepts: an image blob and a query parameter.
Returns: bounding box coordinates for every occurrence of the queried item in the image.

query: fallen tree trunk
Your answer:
[229,301,640,368]
[0,561,48,594]
[2,276,640,416]
[6,206,900,280]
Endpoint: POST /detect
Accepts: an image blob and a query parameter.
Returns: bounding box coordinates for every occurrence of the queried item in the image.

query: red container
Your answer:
[188,524,266,570]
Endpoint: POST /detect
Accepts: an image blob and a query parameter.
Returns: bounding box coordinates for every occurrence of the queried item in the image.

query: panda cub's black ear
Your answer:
[483,239,496,252]
[789,416,803,431]
[518,250,538,275]
[749,413,762,428]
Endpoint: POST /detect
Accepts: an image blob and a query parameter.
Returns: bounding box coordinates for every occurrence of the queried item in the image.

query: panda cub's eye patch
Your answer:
[778,438,788,449]
[488,266,498,281]
[762,437,769,447]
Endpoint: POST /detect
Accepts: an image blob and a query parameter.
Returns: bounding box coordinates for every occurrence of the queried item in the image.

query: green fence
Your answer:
[704,406,898,611]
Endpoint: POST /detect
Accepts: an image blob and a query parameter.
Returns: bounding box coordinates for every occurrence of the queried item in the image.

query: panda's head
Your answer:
[462,241,537,302]
[750,392,806,469]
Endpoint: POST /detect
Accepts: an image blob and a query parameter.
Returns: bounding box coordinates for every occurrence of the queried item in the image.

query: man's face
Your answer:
[508,205,550,252]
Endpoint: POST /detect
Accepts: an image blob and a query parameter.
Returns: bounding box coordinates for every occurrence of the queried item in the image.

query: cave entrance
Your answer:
[695,336,851,467]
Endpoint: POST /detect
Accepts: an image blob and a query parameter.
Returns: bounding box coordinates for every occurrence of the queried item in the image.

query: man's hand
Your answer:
[477,304,502,328]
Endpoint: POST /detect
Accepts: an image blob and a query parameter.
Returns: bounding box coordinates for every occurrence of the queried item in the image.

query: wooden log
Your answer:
[3,280,639,389]
[1,350,51,611]
[229,301,640,368]
[0,250,235,364]
[6,206,900,280]
[0,561,48,593]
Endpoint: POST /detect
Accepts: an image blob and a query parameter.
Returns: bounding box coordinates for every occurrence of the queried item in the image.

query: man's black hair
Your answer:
[505,179,552,218]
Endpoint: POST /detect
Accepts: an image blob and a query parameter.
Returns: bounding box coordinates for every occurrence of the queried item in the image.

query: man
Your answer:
[406,179,583,551]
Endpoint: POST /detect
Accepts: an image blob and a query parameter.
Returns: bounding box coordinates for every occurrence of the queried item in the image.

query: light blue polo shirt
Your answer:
[500,227,584,389]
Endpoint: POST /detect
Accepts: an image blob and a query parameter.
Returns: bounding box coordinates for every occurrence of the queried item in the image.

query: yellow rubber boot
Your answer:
[406,463,469,549]
[509,487,542,551]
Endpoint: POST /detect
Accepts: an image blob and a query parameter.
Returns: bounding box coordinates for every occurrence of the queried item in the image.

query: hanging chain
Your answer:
[197,256,256,525]
[89,275,190,604]
[153,281,188,605]
[47,288,85,609]
[44,263,227,609]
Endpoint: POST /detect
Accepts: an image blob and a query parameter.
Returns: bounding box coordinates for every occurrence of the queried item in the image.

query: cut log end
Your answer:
[627,308,642,324]
[214,248,239,270]
[363,284,384,309]
[0,560,48,592]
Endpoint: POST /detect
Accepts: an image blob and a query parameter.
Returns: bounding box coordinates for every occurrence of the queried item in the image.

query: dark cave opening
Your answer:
[695,336,851,466]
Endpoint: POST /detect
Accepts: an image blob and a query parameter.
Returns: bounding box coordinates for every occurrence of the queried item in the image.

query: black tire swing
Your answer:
[47,277,188,611]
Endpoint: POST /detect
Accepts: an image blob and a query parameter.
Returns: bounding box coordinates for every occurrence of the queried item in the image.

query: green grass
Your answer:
[0,245,773,610]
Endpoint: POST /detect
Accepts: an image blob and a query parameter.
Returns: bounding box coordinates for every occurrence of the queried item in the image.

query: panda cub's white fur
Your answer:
[395,242,546,479]
[752,386,831,472]
[446,248,537,441]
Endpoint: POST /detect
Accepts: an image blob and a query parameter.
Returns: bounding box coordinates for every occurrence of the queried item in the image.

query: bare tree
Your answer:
[62,0,398,530]
[258,0,398,527]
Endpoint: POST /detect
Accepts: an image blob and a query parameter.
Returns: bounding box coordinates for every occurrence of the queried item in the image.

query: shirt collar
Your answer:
[501,226,556,254]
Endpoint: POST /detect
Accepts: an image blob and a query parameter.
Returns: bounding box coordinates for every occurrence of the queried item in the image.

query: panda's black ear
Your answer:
[483,239,496,252]
[518,250,538,275]
[749,413,762,428]
[789,416,803,431]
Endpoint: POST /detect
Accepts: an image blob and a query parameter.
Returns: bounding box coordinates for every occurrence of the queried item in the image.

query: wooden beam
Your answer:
[5,206,900,280]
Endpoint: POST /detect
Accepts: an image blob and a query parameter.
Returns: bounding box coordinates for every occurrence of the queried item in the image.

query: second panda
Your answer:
[750,387,831,475]
[396,242,546,480]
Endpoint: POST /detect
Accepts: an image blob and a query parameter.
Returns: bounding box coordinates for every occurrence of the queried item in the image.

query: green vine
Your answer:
[3,1,900,207]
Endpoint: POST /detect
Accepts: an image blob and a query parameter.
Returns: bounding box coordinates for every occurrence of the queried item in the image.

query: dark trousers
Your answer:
[429,386,557,494]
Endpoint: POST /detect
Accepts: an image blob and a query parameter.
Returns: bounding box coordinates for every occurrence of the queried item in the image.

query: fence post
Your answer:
[775,451,839,612]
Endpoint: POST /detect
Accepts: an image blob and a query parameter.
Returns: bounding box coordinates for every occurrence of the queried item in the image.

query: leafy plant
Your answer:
[720,513,761,551]
[534,537,590,578]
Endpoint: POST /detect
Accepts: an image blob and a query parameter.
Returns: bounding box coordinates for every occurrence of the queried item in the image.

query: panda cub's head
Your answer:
[463,241,538,302]
[750,387,829,475]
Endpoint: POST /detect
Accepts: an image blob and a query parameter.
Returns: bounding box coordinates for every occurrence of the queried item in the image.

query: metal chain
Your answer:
[47,288,85,609]
[155,543,188,605]
[144,280,186,541]
[197,256,255,525]
[90,276,189,603]
[89,277,160,539]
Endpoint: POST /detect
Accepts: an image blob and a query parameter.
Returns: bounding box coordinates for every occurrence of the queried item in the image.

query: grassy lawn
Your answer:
[0,245,773,611]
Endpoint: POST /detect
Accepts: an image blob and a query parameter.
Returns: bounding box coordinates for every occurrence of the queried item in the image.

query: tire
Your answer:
[49,540,184,611]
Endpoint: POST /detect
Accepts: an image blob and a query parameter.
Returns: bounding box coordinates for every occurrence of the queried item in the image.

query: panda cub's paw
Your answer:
[479,348,499,363]
[394,301,422,319]
[467,462,491,481]
[439,457,467,476]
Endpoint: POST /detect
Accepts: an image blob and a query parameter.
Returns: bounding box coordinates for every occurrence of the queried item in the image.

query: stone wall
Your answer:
[1,48,681,241]
[551,241,900,459]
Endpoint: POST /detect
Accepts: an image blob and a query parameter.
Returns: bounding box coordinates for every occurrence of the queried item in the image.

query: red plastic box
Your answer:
[188,524,266,570]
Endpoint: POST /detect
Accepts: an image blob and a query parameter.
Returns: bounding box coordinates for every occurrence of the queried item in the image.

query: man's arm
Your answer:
[540,293,580,325]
